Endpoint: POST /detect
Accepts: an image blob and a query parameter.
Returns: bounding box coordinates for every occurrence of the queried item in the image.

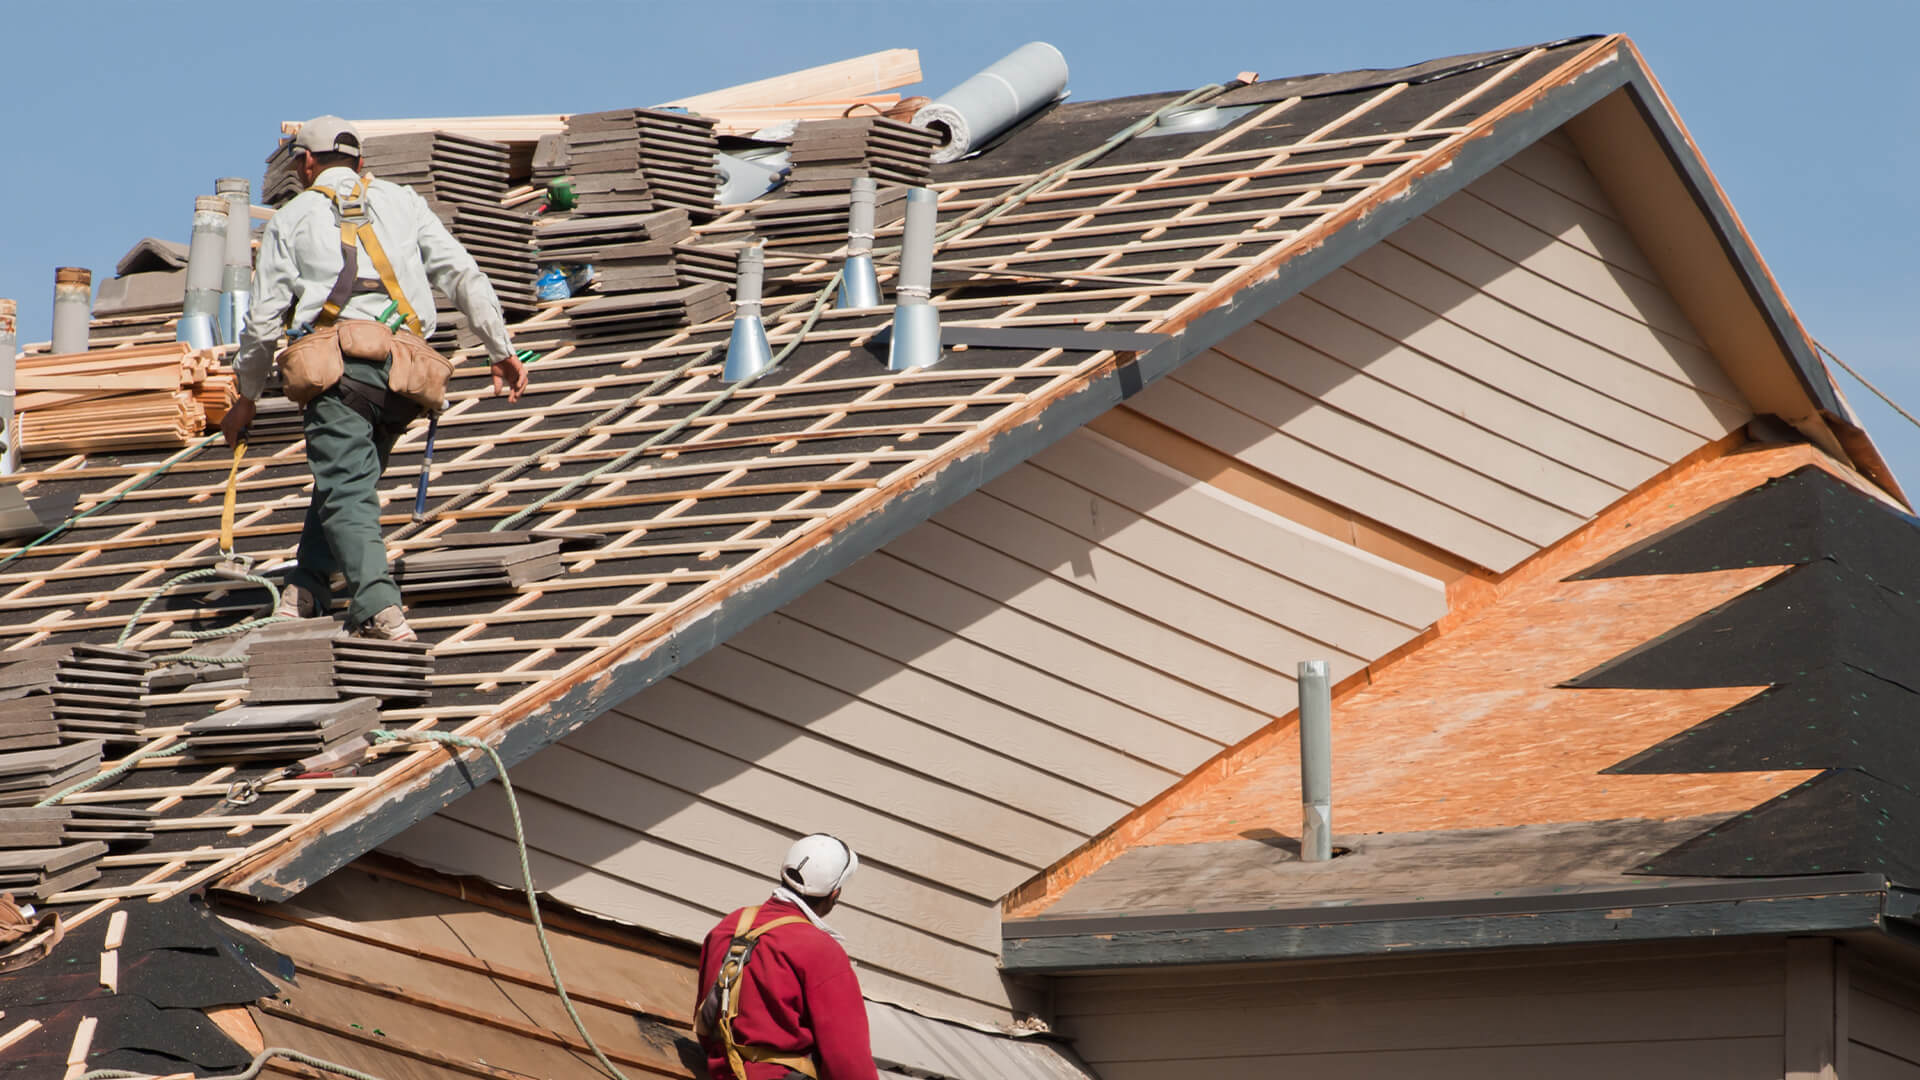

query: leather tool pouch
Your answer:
[278,326,344,406]
[335,319,394,363]
[388,330,455,413]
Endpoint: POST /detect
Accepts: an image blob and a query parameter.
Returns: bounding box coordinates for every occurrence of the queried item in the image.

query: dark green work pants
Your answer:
[287,358,419,627]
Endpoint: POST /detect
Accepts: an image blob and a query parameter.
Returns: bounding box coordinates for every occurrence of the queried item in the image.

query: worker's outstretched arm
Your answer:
[806,965,880,1080]
[225,219,301,445]
[412,190,527,401]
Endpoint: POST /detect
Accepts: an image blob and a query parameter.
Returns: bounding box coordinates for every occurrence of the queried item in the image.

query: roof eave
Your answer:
[220,35,1865,901]
[1001,874,1907,974]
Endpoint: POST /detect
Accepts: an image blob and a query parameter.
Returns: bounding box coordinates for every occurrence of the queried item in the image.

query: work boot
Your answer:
[356,605,417,643]
[274,583,321,620]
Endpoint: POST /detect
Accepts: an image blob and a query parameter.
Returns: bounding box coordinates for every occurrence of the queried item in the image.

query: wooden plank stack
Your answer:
[13,342,228,457]
[183,700,379,762]
[0,840,108,899]
[564,108,720,219]
[0,740,103,808]
[0,806,155,850]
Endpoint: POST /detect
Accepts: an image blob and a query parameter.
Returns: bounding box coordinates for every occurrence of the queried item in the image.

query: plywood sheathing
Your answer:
[1007,442,1874,916]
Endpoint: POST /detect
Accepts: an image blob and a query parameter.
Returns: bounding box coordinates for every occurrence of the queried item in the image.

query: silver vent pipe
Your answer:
[0,298,17,475]
[1297,659,1333,862]
[912,42,1069,164]
[887,187,940,371]
[177,195,230,350]
[722,243,773,382]
[216,177,253,345]
[836,177,881,309]
[51,267,92,356]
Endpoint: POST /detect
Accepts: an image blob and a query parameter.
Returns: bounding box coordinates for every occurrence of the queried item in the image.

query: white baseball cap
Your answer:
[293,115,362,156]
[781,834,858,897]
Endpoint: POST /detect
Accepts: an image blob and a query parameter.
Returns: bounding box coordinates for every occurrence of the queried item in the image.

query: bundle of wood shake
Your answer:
[12,342,233,457]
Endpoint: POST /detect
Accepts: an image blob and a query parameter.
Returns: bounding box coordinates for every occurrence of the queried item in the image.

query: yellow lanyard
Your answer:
[219,440,246,559]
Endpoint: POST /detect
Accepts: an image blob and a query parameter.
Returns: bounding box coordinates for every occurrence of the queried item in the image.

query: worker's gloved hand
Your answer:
[491,353,530,403]
[221,397,257,448]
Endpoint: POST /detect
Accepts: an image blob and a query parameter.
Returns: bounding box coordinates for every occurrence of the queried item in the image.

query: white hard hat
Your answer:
[781,834,858,898]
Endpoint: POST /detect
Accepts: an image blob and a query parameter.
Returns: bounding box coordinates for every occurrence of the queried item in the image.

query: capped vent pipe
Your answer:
[216,177,253,345]
[1298,659,1333,862]
[0,298,17,475]
[51,268,92,356]
[722,243,773,383]
[837,177,882,309]
[887,187,940,371]
[177,195,230,351]
[912,42,1069,164]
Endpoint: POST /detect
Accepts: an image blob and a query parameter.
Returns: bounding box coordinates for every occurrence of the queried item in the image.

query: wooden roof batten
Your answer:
[220,33,1884,903]
[0,36,1876,927]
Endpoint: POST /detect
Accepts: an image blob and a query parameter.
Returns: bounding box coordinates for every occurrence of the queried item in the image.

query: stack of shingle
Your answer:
[396,537,565,596]
[361,133,513,224]
[535,208,692,293]
[262,137,303,207]
[240,619,434,706]
[0,839,108,900]
[183,699,379,762]
[0,740,102,808]
[671,241,739,288]
[752,185,906,244]
[0,805,155,850]
[453,201,542,313]
[784,117,938,194]
[564,108,720,219]
[0,644,148,745]
[531,133,570,186]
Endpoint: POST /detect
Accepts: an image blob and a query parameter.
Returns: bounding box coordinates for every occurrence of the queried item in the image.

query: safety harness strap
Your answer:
[700,907,816,1080]
[218,441,246,559]
[307,174,423,336]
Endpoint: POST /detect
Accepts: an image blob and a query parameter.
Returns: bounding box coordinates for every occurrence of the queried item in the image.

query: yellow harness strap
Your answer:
[219,440,246,558]
[705,907,816,1080]
[310,174,424,337]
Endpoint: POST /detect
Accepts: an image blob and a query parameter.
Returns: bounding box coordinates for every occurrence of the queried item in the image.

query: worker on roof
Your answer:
[221,115,529,642]
[695,834,879,1080]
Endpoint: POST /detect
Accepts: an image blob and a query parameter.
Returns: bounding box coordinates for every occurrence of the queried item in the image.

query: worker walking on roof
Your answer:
[696,834,879,1080]
[221,115,529,642]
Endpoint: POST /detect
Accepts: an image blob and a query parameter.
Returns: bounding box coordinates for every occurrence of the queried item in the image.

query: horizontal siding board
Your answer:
[724,605,1174,804]
[1501,137,1622,222]
[1856,1044,1920,1080]
[984,462,1422,659]
[1341,240,1747,439]
[880,519,1302,718]
[1086,1037,1784,1080]
[1128,374,1537,570]
[1028,431,1447,630]
[781,581,1216,774]
[641,670,1084,863]
[1303,266,1697,467]
[933,491,1363,676]
[1852,986,1920,1066]
[834,549,1266,743]
[573,708,1032,901]
[1173,349,1583,544]
[1230,312,1622,515]
[1384,217,1740,406]
[1463,160,1664,283]
[429,782,1015,1010]
[1278,287,1653,492]
[1428,188,1701,344]
[506,744,1003,954]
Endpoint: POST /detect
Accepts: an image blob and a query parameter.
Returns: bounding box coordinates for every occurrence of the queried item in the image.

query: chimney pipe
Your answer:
[51,267,92,356]
[722,244,773,382]
[0,298,17,475]
[836,177,881,309]
[887,187,940,371]
[1297,659,1333,862]
[216,177,253,345]
[178,194,230,350]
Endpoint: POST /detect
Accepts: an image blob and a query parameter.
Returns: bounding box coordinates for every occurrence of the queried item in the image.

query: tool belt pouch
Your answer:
[278,326,344,406]
[387,330,455,413]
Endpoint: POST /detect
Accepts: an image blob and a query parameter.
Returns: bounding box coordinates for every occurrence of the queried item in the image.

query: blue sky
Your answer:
[3,1,1915,486]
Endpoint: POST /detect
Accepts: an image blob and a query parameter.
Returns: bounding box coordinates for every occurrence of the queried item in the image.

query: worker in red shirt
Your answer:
[695,834,878,1080]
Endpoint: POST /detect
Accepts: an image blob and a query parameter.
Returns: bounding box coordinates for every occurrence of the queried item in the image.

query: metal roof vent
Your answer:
[1,297,16,475]
[51,267,92,356]
[836,177,881,309]
[887,187,941,371]
[1142,103,1257,138]
[177,196,229,350]
[215,177,252,346]
[722,244,772,382]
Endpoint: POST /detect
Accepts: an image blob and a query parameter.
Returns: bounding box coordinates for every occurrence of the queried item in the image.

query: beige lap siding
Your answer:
[1129,132,1752,574]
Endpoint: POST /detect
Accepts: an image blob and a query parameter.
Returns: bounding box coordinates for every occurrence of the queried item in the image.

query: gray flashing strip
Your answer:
[1001,875,1893,973]
[863,325,1168,354]
[239,43,1842,901]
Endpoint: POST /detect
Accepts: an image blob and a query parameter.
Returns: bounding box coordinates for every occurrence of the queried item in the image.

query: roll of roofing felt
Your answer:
[913,41,1068,164]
